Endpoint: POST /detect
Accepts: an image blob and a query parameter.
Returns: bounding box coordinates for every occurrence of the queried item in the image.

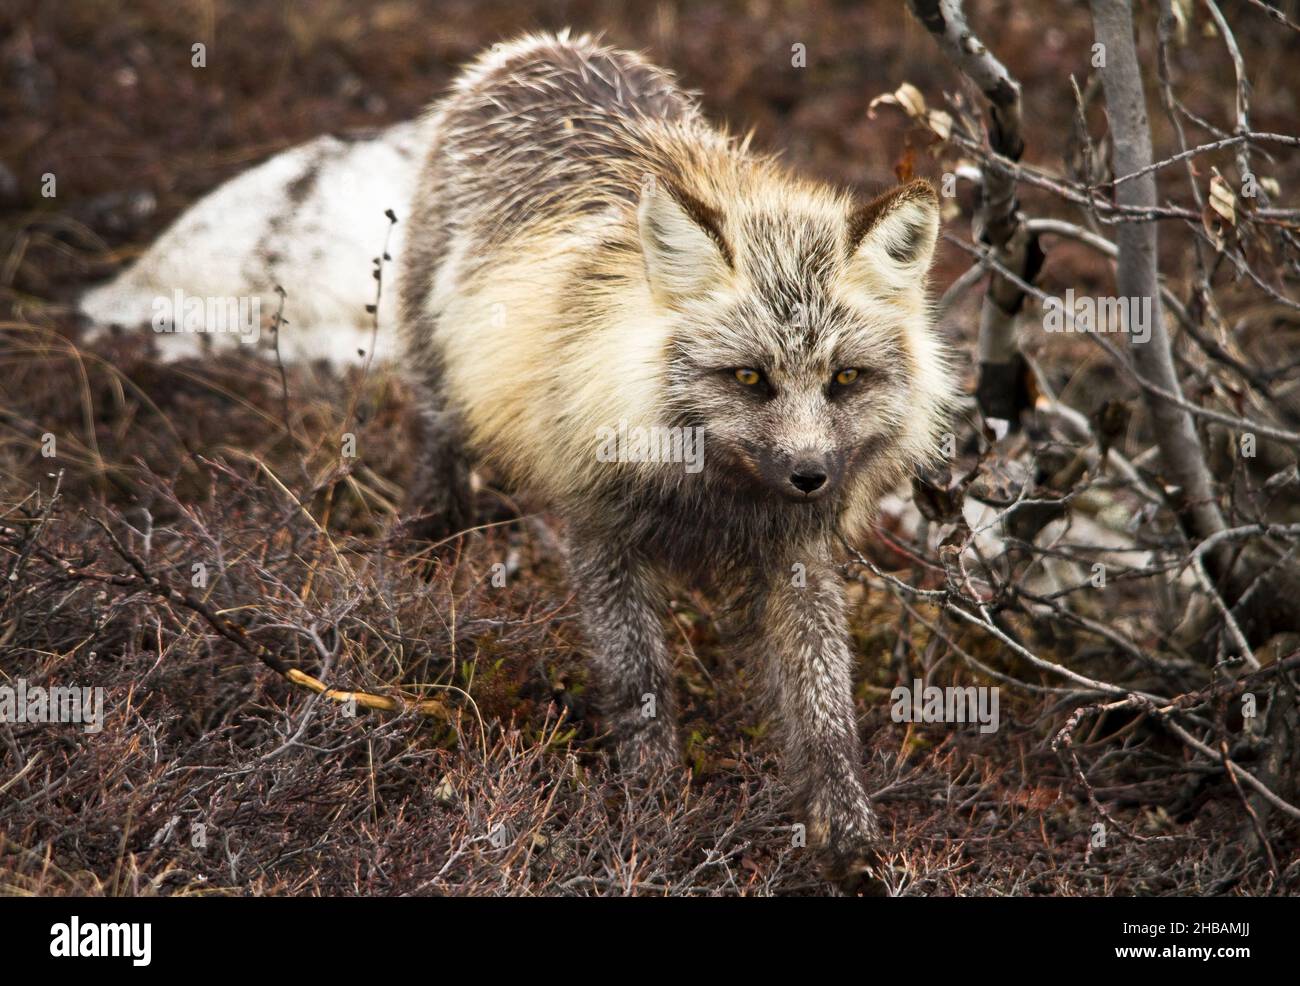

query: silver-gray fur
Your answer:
[397,31,956,891]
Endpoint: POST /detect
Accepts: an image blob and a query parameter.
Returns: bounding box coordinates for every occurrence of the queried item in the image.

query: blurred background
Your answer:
[4,0,1299,407]
[0,0,1250,298]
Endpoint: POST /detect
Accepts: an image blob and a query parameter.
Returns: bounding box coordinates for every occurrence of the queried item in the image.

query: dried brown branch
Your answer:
[908,0,1040,423]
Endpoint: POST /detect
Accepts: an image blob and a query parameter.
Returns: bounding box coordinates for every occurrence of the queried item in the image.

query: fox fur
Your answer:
[400,31,957,889]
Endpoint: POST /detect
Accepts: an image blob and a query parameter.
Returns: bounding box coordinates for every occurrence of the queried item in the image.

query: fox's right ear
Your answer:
[637,178,732,306]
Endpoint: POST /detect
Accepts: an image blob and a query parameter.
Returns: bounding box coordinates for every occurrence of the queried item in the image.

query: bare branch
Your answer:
[908,0,1039,422]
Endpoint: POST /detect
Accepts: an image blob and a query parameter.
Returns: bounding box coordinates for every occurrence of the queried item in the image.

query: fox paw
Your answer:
[807,798,890,895]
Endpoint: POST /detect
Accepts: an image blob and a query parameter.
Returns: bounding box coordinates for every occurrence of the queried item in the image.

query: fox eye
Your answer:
[834,368,860,386]
[734,368,762,386]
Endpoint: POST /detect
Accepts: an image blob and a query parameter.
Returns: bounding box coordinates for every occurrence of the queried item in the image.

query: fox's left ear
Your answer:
[845,180,940,294]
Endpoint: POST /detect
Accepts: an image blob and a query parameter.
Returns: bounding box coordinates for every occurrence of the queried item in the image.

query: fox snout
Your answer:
[760,448,842,502]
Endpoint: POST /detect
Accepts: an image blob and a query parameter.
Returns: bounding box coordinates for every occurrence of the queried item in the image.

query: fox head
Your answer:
[638,176,954,507]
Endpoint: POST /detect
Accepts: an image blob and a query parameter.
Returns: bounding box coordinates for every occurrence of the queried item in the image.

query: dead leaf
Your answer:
[869,82,953,141]
[1202,168,1237,251]
[869,81,927,120]
[1208,170,1236,225]
[927,109,953,139]
[895,144,915,183]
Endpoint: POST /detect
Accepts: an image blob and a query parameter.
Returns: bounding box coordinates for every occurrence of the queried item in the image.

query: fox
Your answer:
[399,32,957,891]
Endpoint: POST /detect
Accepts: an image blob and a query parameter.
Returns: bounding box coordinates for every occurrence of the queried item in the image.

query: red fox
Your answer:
[398,32,955,890]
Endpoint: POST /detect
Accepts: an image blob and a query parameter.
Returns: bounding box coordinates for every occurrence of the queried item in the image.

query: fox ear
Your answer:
[845,180,940,295]
[637,178,732,305]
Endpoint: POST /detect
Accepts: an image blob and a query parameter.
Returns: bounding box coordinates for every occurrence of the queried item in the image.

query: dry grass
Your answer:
[0,333,1289,896]
[3,0,1298,896]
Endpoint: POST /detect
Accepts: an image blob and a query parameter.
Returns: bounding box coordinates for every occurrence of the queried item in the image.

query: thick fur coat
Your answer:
[399,32,956,889]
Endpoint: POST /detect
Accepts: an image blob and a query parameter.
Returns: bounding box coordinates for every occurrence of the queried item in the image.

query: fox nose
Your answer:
[789,461,828,494]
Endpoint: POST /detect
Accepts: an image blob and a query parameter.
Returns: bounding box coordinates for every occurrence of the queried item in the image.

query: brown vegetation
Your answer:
[3,0,1299,895]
